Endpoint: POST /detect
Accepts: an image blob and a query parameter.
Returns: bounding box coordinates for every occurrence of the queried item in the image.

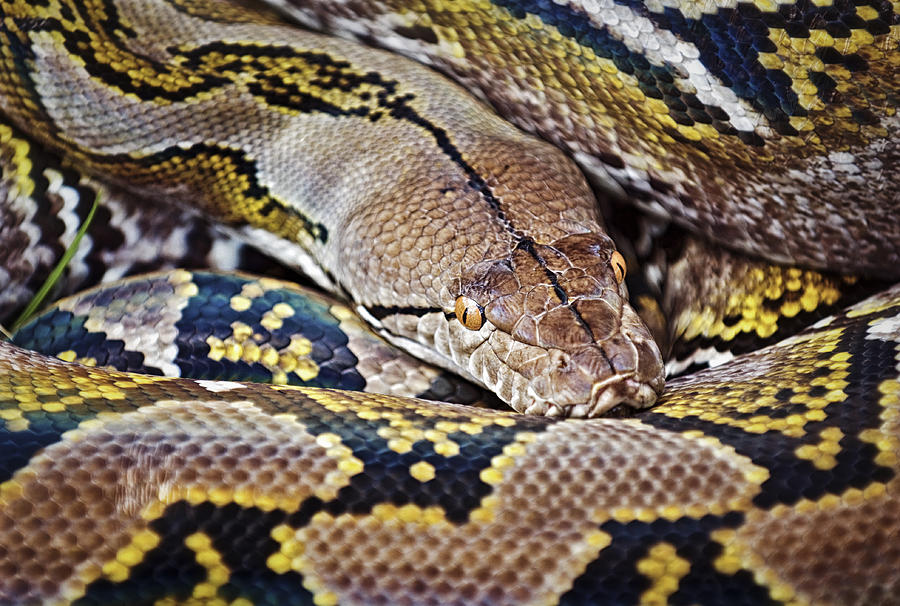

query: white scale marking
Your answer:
[196,380,248,393]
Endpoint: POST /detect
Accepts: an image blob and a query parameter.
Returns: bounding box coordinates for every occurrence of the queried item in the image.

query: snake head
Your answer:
[454,232,664,417]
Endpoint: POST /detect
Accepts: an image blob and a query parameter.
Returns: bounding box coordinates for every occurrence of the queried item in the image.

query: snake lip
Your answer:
[589,374,663,416]
[568,374,660,418]
[522,371,663,418]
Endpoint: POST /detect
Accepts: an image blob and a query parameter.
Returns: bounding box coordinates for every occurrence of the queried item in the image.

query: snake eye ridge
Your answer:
[611,251,626,283]
[455,296,485,330]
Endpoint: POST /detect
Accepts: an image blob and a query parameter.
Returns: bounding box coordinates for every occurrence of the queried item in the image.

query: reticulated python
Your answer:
[0,0,897,604]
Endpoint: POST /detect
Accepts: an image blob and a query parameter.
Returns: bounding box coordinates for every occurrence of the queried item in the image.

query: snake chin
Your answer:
[525,379,661,417]
[521,363,664,418]
[590,374,663,416]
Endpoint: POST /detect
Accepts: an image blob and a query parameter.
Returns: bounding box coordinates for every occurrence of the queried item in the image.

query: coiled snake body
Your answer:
[0,0,897,604]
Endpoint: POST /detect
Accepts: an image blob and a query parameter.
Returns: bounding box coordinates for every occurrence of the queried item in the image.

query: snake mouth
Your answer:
[520,366,665,418]
[587,373,663,416]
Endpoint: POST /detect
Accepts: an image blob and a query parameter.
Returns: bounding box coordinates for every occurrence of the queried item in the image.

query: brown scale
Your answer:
[274,0,900,277]
[0,283,898,603]
[0,0,898,603]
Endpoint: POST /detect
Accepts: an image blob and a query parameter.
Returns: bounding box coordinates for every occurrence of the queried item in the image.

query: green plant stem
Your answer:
[6,190,101,336]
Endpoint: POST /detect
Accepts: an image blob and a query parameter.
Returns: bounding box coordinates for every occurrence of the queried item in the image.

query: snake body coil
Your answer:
[278,0,900,275]
[2,286,900,604]
[0,0,664,416]
[0,0,898,604]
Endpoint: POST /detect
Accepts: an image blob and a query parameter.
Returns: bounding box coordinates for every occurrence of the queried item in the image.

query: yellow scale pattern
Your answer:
[0,284,898,604]
[205,279,321,384]
[0,0,323,246]
[411,0,741,157]
[283,0,899,274]
[363,0,894,154]
[673,266,856,343]
[0,0,897,604]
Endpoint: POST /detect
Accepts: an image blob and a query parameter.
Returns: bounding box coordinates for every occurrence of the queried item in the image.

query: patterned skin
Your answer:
[0,0,897,604]
[606,216,893,373]
[0,286,899,604]
[274,0,899,275]
[0,0,664,417]
[11,271,503,407]
[0,114,308,324]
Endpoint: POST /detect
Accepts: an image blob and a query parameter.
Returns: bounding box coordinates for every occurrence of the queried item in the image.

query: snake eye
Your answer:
[455,296,485,330]
[611,251,626,283]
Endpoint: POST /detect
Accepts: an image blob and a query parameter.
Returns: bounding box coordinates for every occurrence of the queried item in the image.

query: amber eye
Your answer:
[611,251,626,283]
[455,296,485,330]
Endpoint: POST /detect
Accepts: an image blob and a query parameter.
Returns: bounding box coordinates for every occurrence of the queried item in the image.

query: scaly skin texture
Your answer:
[10,270,504,408]
[272,0,900,276]
[0,115,304,323]
[0,284,898,605]
[0,0,898,603]
[597,200,892,373]
[0,0,664,415]
[659,237,889,373]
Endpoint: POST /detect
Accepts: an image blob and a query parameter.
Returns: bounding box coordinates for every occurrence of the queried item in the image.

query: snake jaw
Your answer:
[525,373,660,417]
[587,371,663,416]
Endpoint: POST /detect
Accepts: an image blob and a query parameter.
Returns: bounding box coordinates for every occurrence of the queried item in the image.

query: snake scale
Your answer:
[0,0,898,604]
